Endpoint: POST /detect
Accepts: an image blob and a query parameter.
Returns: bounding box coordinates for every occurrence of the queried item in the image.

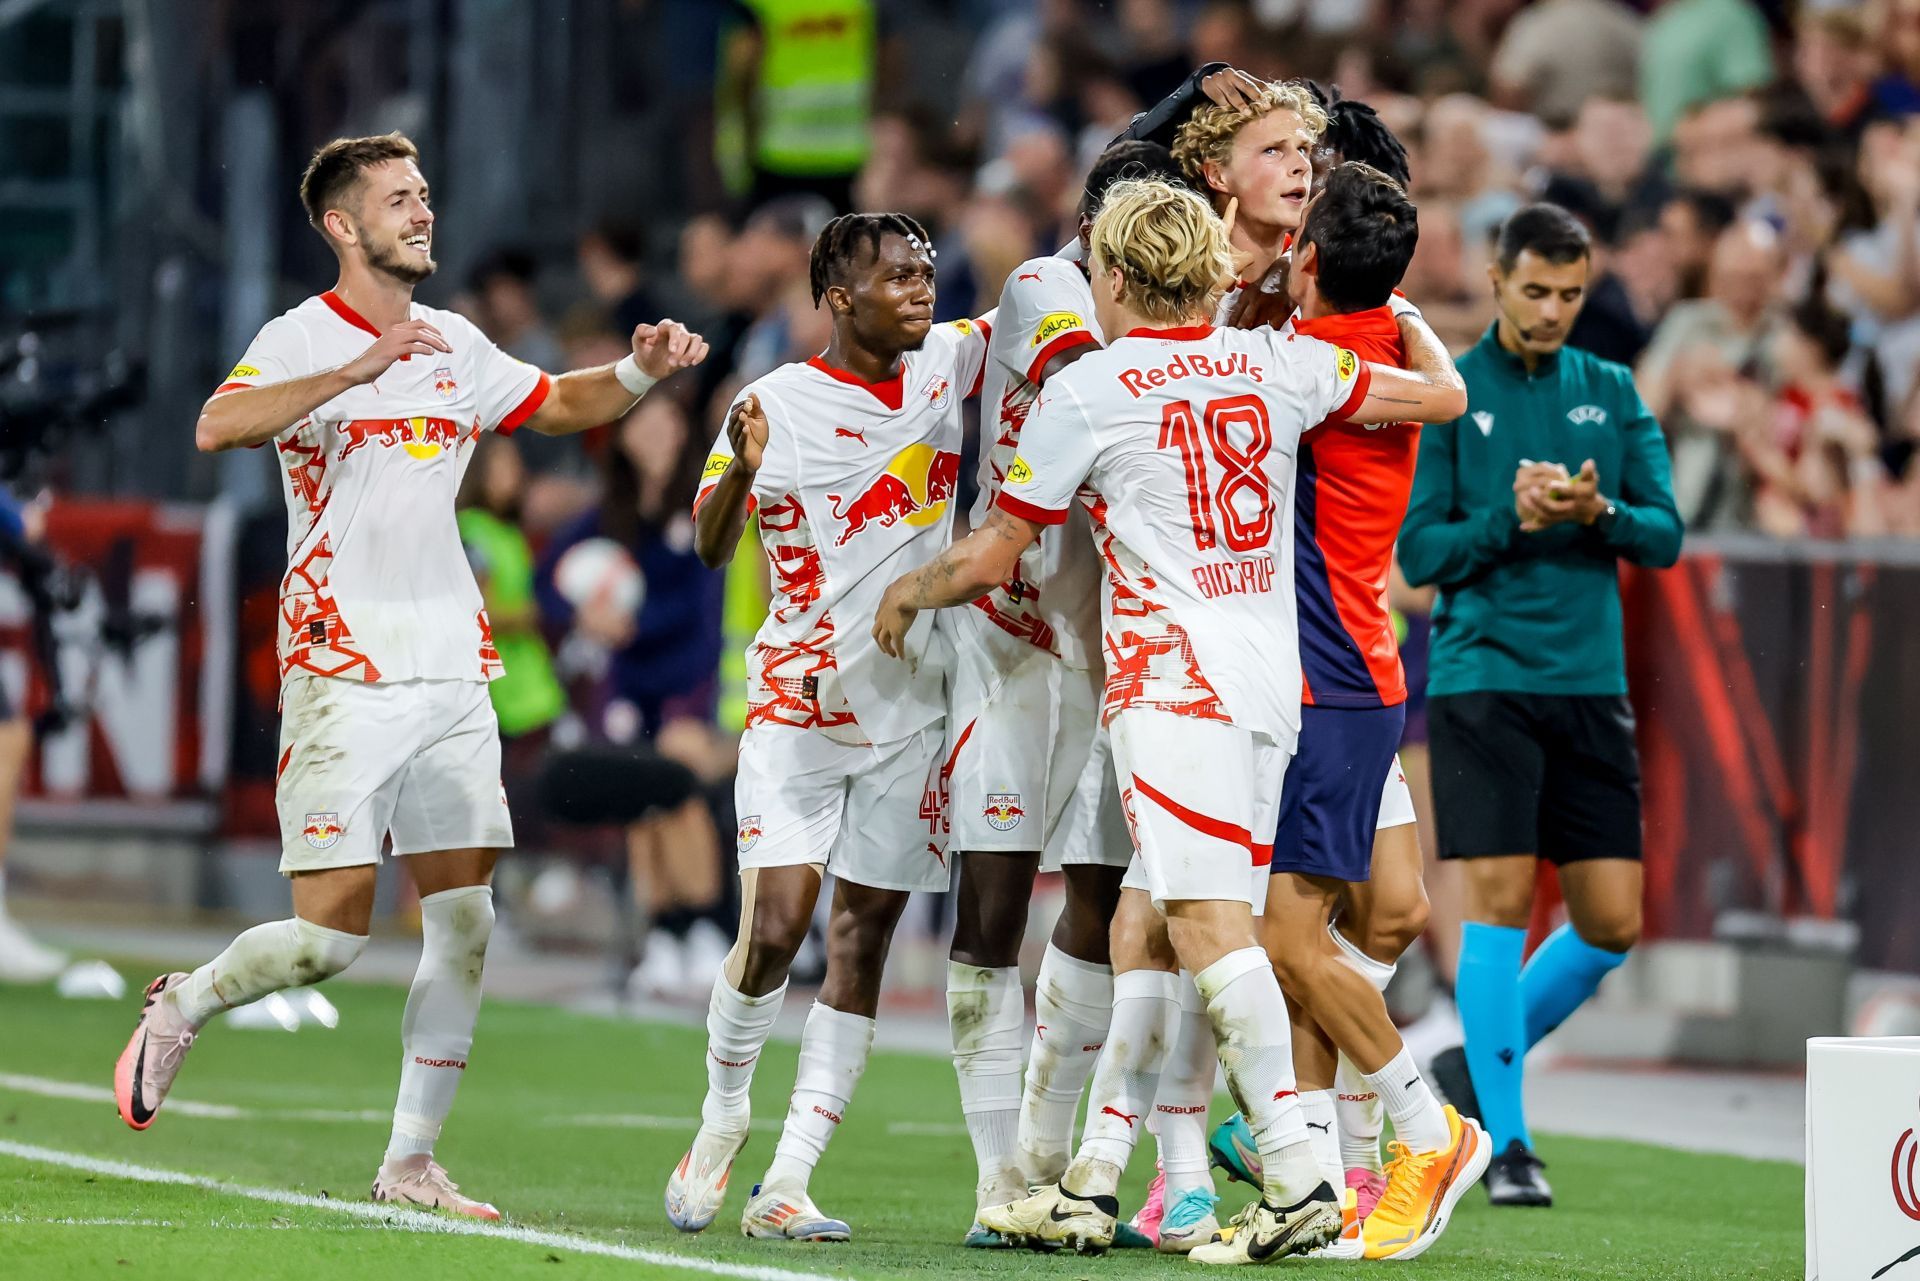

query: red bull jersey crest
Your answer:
[216,291,552,685]
[695,319,992,747]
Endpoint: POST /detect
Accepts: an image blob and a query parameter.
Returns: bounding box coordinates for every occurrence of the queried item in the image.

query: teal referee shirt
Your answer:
[1398,325,1684,698]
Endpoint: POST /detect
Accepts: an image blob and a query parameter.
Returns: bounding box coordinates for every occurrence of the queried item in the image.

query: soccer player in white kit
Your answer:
[666,213,990,1243]
[873,178,1467,1263]
[944,140,1196,1248]
[112,132,708,1217]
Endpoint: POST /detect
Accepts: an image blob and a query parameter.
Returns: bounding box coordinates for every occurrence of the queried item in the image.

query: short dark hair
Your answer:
[470,247,538,292]
[1080,140,1190,218]
[1495,203,1592,273]
[807,212,932,306]
[1666,187,1738,239]
[299,132,420,233]
[587,222,645,265]
[1788,293,1852,368]
[1299,162,1419,313]
[1323,96,1411,188]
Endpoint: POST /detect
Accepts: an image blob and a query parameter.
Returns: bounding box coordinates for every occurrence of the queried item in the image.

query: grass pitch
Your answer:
[0,963,1799,1279]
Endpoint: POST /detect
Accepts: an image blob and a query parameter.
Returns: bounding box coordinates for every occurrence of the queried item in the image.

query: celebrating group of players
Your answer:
[109,50,1487,1268]
[671,72,1489,1264]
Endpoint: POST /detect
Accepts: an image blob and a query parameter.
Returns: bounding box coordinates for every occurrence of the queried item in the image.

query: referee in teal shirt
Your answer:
[1398,204,1683,1208]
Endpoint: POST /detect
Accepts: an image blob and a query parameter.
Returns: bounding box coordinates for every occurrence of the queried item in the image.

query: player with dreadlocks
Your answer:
[667,211,995,1244]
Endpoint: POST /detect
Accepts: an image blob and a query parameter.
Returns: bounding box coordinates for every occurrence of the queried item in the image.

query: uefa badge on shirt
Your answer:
[303,812,344,850]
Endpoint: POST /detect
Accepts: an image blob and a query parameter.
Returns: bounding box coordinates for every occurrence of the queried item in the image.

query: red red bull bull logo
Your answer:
[737,815,764,853]
[827,443,960,547]
[337,415,462,461]
[302,811,344,851]
[983,792,1025,832]
[432,366,458,400]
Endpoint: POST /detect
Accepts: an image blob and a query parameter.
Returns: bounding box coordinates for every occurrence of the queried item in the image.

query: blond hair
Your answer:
[1172,80,1328,190]
[1088,178,1236,325]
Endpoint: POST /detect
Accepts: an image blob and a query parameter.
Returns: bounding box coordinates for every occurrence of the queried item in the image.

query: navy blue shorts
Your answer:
[1270,703,1407,883]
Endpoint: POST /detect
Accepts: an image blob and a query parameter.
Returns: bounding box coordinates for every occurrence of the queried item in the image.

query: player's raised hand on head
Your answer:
[1199,67,1265,112]
[727,393,769,474]
[632,319,710,380]
[342,319,452,385]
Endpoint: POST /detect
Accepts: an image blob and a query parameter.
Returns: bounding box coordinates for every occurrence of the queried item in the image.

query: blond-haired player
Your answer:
[1171,79,1327,323]
[874,179,1467,1263]
[114,131,706,1218]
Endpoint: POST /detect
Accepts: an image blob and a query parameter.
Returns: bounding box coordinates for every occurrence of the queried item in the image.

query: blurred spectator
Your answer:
[718,0,875,211]
[1639,219,1788,415]
[1659,187,1738,299]
[537,391,732,998]
[1490,0,1643,126]
[728,195,838,385]
[1825,119,1920,411]
[458,435,568,744]
[577,224,664,343]
[1746,294,1888,537]
[1871,0,1920,117]
[467,249,565,374]
[1795,7,1886,139]
[1641,0,1778,143]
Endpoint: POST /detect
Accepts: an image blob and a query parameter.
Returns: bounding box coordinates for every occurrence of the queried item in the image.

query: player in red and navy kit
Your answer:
[1212,163,1491,1262]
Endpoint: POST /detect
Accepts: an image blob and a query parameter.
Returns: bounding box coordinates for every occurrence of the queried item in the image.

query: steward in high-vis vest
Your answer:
[719,0,874,212]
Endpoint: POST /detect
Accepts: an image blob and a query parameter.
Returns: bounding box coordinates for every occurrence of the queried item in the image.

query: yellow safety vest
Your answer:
[742,0,873,176]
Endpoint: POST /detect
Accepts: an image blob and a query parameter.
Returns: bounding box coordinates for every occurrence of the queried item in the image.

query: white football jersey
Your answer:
[970,257,1105,669]
[996,321,1368,741]
[696,319,991,746]
[218,291,548,684]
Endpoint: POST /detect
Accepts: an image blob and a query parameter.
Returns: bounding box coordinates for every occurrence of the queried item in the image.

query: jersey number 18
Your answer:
[1157,394,1275,554]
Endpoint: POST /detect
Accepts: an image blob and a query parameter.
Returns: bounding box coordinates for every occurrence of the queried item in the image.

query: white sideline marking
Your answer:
[4,1071,970,1141]
[0,1073,386,1123]
[0,1141,847,1281]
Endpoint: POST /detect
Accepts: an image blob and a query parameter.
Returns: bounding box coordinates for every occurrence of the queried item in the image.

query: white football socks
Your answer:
[762,1001,875,1195]
[947,962,1025,1192]
[1194,947,1320,1206]
[1018,943,1113,1183]
[1329,921,1394,1173]
[1299,1089,1344,1191]
[169,916,367,1030]
[1153,972,1216,1198]
[702,974,788,1132]
[1365,1045,1452,1153]
[386,885,494,1163]
[1077,967,1181,1172]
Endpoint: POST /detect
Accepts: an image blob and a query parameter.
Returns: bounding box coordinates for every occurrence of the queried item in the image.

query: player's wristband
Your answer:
[614,354,658,398]
[1387,292,1423,320]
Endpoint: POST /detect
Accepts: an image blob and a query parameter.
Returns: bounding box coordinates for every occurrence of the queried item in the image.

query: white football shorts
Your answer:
[733,721,953,895]
[276,675,513,875]
[1111,708,1293,913]
[946,608,1103,857]
[1042,723,1133,870]
[1378,752,1416,830]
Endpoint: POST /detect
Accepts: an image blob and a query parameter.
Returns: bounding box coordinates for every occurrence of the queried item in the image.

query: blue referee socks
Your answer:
[1521,922,1629,1049]
[1456,922,1530,1152]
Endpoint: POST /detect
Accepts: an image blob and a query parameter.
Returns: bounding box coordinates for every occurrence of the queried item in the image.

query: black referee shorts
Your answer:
[1428,691,1642,864]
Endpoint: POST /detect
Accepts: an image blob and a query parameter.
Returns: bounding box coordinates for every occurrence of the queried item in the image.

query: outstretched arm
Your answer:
[524,320,709,436]
[1347,315,1467,424]
[872,509,1042,658]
